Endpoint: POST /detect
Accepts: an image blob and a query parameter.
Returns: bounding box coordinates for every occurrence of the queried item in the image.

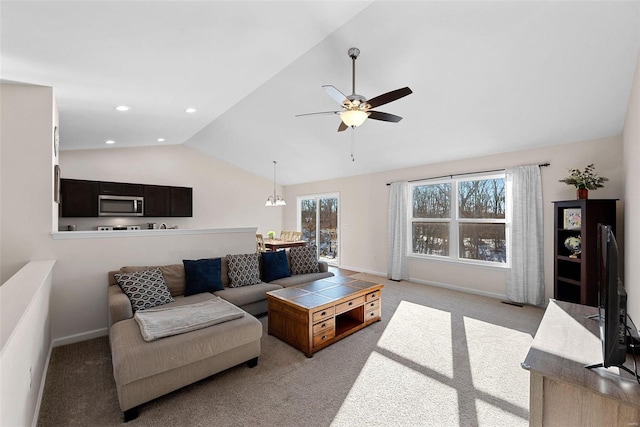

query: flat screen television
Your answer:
[593,223,627,368]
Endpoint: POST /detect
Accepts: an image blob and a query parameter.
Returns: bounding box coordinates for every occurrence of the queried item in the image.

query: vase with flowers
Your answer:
[559,163,608,199]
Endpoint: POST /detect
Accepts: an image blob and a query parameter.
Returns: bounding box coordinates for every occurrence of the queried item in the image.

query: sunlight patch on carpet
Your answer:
[330,351,459,426]
[464,316,532,412]
[377,300,454,378]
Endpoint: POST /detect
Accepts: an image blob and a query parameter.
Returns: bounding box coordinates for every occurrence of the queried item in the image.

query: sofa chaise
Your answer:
[108,250,333,421]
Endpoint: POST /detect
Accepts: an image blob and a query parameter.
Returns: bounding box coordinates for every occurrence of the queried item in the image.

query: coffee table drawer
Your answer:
[366,306,381,321]
[313,328,335,347]
[335,296,365,315]
[365,299,380,311]
[312,317,335,335]
[366,290,381,302]
[312,307,335,322]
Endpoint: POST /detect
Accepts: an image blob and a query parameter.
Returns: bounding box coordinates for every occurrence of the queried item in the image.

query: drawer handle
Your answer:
[372,293,377,298]
[321,323,326,328]
[370,312,375,317]
[369,303,374,307]
[348,302,353,306]
[321,311,326,316]
[322,335,327,340]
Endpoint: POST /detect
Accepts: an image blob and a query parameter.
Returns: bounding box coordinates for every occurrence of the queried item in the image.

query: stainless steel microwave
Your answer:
[98,195,144,216]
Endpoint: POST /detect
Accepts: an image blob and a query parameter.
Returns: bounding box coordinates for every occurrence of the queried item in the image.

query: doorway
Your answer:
[298,193,339,266]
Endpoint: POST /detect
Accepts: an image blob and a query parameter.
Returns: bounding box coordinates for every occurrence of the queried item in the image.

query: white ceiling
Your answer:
[2,1,639,185]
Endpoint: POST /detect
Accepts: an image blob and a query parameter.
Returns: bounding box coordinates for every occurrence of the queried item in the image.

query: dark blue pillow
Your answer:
[183,258,224,296]
[261,250,291,282]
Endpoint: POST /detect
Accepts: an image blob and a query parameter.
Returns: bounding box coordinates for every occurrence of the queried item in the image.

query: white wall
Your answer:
[1,84,56,283]
[623,49,640,323]
[58,144,283,234]
[284,136,624,301]
[1,85,282,344]
[0,261,55,427]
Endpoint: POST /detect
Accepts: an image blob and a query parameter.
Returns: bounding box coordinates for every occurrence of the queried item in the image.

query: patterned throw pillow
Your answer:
[226,253,261,287]
[114,267,174,312]
[289,245,319,275]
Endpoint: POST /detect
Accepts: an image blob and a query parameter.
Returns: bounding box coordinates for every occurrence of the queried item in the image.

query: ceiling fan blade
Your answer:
[323,85,351,107]
[337,121,348,132]
[368,110,403,123]
[295,111,340,117]
[366,87,413,109]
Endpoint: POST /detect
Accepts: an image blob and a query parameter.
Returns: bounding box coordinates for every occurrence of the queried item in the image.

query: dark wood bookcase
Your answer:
[553,199,617,307]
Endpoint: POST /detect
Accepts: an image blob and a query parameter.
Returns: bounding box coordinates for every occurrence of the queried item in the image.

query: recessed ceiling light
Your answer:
[157,138,165,142]
[185,108,197,113]
[115,106,130,111]
[105,140,115,145]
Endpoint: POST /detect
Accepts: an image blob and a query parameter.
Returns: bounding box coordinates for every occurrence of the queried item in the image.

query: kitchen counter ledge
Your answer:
[51,227,256,240]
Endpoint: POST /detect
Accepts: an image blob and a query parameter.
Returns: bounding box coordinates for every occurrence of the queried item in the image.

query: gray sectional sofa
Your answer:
[108,253,333,420]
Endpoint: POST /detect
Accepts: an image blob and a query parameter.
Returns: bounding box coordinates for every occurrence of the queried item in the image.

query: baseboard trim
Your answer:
[339,265,387,277]
[52,327,108,348]
[339,265,507,301]
[32,343,53,427]
[409,277,507,301]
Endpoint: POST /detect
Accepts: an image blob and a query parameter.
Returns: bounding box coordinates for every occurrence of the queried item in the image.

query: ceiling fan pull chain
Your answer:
[351,127,356,162]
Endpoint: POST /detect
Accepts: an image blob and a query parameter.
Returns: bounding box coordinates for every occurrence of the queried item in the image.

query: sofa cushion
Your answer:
[261,250,291,282]
[289,245,320,275]
[110,293,262,386]
[226,253,261,287]
[214,282,283,307]
[119,264,186,297]
[114,268,175,312]
[183,258,224,295]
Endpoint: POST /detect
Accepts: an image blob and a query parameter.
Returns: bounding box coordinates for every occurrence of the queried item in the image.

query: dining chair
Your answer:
[290,231,302,241]
[280,230,292,241]
[256,234,266,252]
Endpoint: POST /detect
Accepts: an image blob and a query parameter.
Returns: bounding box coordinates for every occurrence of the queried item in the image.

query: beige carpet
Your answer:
[37,274,544,426]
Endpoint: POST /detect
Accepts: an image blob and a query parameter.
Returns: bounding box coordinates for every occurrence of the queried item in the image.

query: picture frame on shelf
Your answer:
[563,208,581,230]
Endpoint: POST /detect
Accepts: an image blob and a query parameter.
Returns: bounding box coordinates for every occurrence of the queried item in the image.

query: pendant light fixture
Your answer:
[265,160,286,207]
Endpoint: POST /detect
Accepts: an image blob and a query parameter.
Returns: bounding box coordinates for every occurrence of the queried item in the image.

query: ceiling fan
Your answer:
[296,47,412,132]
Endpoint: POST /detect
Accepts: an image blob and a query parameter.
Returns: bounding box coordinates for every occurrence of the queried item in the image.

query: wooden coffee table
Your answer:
[266,277,383,357]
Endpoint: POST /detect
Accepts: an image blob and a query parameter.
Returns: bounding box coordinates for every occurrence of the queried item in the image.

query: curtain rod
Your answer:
[385,162,550,186]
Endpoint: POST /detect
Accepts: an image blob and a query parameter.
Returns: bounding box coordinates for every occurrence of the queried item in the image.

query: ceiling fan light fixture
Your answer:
[340,110,368,127]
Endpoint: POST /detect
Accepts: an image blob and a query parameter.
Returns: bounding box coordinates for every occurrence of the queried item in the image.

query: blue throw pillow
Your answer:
[261,250,291,282]
[183,258,224,296]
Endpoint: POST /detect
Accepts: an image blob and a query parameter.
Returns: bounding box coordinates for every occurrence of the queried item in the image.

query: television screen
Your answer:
[596,224,627,368]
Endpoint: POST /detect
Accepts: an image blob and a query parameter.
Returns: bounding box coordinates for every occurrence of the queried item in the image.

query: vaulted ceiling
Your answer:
[2,1,639,185]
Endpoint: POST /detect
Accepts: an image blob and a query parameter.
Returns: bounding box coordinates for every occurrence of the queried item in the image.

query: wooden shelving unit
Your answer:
[553,199,617,307]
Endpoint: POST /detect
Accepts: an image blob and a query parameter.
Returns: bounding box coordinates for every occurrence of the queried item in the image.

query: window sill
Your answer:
[408,254,510,271]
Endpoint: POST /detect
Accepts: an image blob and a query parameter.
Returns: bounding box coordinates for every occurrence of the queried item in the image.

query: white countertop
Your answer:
[51,227,256,240]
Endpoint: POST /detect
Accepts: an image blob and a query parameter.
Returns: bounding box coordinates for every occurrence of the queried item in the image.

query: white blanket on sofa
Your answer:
[134,297,245,342]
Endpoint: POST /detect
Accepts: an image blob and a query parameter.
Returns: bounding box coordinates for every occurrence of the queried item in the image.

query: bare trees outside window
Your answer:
[411,175,507,265]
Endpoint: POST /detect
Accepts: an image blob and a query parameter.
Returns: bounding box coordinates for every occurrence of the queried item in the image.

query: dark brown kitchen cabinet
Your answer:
[144,185,193,217]
[99,182,143,196]
[61,178,192,218]
[60,179,99,217]
[170,187,193,217]
[143,185,171,217]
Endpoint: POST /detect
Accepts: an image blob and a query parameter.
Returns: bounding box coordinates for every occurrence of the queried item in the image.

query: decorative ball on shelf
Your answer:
[564,235,582,258]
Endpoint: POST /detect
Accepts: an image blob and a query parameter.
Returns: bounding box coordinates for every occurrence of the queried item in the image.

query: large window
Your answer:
[411,173,507,265]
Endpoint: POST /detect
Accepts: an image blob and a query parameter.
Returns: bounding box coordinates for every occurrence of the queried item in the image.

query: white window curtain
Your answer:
[506,165,544,306]
[388,181,409,281]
